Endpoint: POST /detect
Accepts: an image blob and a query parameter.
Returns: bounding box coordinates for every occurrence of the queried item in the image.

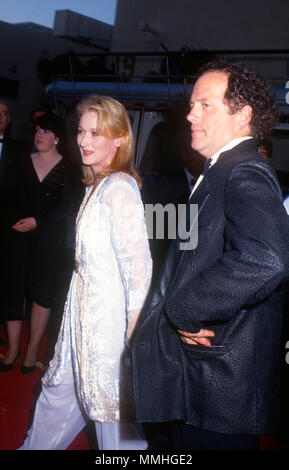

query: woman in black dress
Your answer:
[0,113,74,373]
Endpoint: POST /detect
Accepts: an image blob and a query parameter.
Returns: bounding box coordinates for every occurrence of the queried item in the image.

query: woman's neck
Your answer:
[93,175,103,188]
[36,147,62,162]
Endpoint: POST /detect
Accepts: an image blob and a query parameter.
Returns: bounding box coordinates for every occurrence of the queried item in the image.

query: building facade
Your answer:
[0,10,113,139]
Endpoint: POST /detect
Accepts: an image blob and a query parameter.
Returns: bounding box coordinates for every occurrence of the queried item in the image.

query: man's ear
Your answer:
[238,105,252,131]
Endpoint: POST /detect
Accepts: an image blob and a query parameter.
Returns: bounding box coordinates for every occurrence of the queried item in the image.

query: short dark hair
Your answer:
[34,112,65,141]
[0,99,10,109]
[198,60,279,139]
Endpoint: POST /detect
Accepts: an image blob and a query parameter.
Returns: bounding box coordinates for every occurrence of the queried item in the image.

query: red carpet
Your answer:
[0,321,92,450]
[1,322,288,451]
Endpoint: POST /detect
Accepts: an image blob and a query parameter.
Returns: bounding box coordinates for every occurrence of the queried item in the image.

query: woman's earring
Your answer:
[54,140,58,145]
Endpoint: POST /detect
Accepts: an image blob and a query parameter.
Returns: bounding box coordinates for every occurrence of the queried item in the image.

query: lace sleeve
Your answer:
[105,175,152,343]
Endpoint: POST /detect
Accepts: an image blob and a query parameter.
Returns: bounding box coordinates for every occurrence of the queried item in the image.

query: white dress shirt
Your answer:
[284,195,289,215]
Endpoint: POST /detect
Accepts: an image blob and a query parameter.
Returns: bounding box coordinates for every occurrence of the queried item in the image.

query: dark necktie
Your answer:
[190,176,196,187]
[202,158,212,175]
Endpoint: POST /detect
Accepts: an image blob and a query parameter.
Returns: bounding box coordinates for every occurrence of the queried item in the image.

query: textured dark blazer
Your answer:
[0,138,23,221]
[133,139,289,435]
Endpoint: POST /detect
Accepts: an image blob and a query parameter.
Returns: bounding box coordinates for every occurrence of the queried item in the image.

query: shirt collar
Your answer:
[210,136,253,168]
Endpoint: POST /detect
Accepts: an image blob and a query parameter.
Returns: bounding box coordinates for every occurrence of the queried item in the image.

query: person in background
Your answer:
[140,105,205,283]
[257,137,273,162]
[0,100,24,346]
[0,112,74,373]
[258,136,289,209]
[18,95,152,450]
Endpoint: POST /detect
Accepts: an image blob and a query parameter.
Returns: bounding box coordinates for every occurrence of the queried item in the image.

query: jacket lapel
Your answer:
[0,142,8,178]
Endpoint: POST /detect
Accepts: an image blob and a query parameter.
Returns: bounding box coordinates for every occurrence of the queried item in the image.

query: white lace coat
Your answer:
[43,172,152,422]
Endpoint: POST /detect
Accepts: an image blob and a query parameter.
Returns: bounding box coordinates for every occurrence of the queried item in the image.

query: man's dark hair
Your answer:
[198,60,279,139]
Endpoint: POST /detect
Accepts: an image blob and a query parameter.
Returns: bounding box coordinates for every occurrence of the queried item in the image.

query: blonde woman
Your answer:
[19,96,152,450]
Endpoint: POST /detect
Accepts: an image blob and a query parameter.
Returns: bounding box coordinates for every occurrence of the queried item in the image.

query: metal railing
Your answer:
[47,49,289,116]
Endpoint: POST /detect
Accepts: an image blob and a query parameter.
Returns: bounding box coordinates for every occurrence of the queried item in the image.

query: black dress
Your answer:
[2,154,74,321]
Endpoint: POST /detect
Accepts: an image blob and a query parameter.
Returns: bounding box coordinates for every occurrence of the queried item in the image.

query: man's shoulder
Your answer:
[219,138,259,166]
[208,139,282,199]
[214,138,275,180]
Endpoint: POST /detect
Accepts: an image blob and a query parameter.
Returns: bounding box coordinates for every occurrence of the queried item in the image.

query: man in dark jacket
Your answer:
[0,101,23,328]
[133,61,289,450]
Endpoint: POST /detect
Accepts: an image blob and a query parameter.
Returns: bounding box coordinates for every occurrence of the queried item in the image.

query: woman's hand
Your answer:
[12,217,37,232]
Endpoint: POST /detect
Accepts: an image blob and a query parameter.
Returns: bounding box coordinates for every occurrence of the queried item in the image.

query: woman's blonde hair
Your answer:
[76,95,140,187]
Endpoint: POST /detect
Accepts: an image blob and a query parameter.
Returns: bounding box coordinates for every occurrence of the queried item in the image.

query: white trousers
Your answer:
[18,358,147,450]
